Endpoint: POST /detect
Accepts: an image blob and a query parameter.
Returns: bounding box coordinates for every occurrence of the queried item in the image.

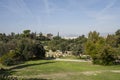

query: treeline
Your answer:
[0,30,47,66]
[47,30,120,65]
[47,35,87,56]
[0,29,120,66]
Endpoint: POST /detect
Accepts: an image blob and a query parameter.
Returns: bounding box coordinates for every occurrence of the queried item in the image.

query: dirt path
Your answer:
[54,58,91,62]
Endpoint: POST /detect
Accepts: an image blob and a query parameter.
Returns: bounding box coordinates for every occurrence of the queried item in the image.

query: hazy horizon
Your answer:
[0,0,120,35]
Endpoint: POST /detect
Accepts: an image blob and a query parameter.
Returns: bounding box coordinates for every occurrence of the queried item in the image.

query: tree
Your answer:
[98,45,117,65]
[23,30,31,37]
[30,32,36,39]
[17,38,46,60]
[115,29,120,47]
[85,31,102,56]
[85,31,119,65]
[53,36,61,40]
[115,29,120,35]
[72,35,87,56]
[33,42,46,59]
[0,30,47,66]
[106,34,116,47]
[72,44,83,56]
[58,41,67,53]
[88,31,100,43]
[0,33,9,42]
[47,40,59,52]
[85,31,105,64]
[11,32,15,39]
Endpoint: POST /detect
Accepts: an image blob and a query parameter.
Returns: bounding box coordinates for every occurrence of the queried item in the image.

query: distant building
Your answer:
[62,36,78,39]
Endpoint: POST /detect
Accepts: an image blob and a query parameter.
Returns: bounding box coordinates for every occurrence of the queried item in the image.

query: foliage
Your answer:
[99,45,117,65]
[0,30,46,66]
[47,35,87,56]
[106,34,116,47]
[85,31,119,65]
[0,50,17,66]
[1,29,120,65]
[23,30,31,37]
[71,35,87,56]
[72,44,83,56]
[32,42,46,59]
[0,42,7,57]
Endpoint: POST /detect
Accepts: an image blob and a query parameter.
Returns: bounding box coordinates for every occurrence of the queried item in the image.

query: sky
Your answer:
[0,0,120,36]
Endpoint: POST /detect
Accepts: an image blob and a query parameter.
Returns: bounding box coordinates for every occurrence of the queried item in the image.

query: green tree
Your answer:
[72,44,83,56]
[47,40,59,52]
[33,42,46,59]
[23,30,31,37]
[106,34,116,47]
[115,29,120,47]
[58,41,67,53]
[85,31,118,65]
[99,45,117,65]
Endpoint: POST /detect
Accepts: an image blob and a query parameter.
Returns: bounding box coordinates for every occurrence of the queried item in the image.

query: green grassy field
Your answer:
[0,60,120,80]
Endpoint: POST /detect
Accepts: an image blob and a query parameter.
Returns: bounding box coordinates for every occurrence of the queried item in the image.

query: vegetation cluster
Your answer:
[0,30,46,66]
[0,29,120,65]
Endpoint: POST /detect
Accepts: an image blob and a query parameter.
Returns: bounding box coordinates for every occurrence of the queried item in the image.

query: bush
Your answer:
[92,45,117,65]
[99,45,116,65]
[16,38,46,60]
[0,50,22,66]
[0,50,17,66]
[33,43,46,59]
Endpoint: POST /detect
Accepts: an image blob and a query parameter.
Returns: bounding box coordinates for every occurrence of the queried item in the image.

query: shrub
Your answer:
[33,42,46,59]
[91,45,117,65]
[0,50,17,66]
[99,45,116,65]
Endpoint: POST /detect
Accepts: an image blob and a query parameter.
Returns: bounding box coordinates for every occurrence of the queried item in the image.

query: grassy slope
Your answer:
[1,60,120,80]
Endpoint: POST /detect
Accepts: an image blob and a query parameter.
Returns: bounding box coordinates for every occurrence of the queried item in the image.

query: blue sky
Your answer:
[0,0,120,36]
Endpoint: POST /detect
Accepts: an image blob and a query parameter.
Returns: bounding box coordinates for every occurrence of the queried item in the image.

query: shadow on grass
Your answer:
[0,61,55,80]
[9,61,55,70]
[0,75,51,80]
[0,68,17,80]
[22,78,52,80]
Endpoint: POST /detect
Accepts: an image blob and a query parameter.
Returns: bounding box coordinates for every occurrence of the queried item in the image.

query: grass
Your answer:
[0,60,120,80]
